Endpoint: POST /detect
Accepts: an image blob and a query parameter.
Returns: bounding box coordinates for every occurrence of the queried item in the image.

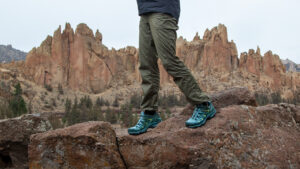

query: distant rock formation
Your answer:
[0,44,27,63]
[173,24,299,98]
[239,48,286,89]
[24,23,138,93]
[282,59,300,72]
[177,24,238,75]
[27,88,300,169]
[23,23,300,100]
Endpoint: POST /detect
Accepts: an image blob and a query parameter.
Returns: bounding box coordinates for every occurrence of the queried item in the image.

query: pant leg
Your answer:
[148,13,210,105]
[139,15,160,111]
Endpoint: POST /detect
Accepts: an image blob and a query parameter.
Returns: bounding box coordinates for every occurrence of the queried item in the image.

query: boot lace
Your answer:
[192,107,205,121]
[135,114,147,129]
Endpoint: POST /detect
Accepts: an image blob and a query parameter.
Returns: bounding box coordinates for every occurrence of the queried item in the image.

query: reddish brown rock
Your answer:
[175,24,239,76]
[262,51,286,88]
[24,23,138,93]
[239,48,288,90]
[24,23,241,91]
[29,121,126,169]
[181,87,257,116]
[22,23,300,102]
[118,103,300,169]
[239,47,263,76]
[0,114,52,169]
[158,24,239,85]
[25,87,299,169]
[210,87,257,109]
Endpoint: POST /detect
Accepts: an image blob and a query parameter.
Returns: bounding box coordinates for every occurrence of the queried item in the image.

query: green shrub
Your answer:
[271,92,282,104]
[58,84,64,95]
[8,83,27,117]
[255,92,270,106]
[105,108,118,124]
[112,98,119,107]
[0,100,11,119]
[44,84,53,92]
[130,93,141,108]
[96,97,105,107]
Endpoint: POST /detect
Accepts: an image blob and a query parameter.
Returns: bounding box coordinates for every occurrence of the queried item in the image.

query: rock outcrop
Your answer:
[27,88,300,169]
[0,114,52,169]
[239,49,300,99]
[23,23,300,101]
[174,25,299,98]
[119,103,300,169]
[24,23,138,93]
[175,24,238,77]
[29,121,126,169]
[239,49,286,90]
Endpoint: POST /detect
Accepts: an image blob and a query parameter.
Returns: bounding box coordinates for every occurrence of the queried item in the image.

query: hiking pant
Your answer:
[139,13,210,111]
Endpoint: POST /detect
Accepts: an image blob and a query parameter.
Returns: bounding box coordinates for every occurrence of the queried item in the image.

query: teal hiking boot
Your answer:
[186,102,216,128]
[128,112,162,135]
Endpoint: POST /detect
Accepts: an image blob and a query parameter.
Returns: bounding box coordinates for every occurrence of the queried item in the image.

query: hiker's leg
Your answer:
[149,13,210,105]
[139,15,160,111]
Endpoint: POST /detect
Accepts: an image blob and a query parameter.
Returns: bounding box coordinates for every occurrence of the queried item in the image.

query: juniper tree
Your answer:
[9,83,27,117]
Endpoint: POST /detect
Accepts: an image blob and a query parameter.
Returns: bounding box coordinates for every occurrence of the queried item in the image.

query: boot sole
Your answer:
[128,120,162,135]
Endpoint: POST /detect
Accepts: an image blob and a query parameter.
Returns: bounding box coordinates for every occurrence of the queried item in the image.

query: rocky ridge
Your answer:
[24,23,138,94]
[0,44,27,63]
[21,23,300,101]
[282,59,300,72]
[25,88,300,169]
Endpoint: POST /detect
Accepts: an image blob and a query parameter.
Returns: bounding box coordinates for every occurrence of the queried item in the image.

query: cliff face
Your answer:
[173,24,299,97]
[176,24,238,75]
[239,49,287,90]
[238,48,300,98]
[24,23,138,93]
[23,23,300,100]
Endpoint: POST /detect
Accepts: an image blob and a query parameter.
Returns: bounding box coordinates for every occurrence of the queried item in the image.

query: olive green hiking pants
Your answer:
[139,13,210,111]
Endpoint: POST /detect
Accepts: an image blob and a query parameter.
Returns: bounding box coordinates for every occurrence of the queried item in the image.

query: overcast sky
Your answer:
[0,0,299,63]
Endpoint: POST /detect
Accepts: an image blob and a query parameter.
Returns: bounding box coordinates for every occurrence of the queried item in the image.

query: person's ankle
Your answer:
[197,102,210,108]
[144,110,156,115]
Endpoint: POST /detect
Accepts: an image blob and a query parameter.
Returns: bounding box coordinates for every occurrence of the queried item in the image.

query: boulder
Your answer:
[181,87,257,116]
[0,114,52,169]
[29,121,126,169]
